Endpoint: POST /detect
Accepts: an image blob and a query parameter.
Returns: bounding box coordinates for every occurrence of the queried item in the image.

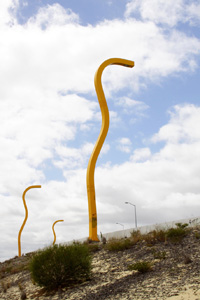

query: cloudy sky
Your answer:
[0,0,200,261]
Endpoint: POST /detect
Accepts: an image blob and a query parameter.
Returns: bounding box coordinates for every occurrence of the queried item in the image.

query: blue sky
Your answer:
[17,0,126,25]
[0,0,200,261]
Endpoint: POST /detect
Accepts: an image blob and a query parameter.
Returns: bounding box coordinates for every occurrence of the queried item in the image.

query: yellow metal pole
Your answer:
[52,220,64,245]
[18,185,41,257]
[87,58,134,241]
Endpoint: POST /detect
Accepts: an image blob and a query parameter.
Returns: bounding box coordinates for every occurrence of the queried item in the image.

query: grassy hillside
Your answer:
[0,223,200,299]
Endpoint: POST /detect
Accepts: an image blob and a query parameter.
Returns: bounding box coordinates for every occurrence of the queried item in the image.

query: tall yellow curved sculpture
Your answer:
[18,185,41,257]
[52,219,64,245]
[87,58,134,241]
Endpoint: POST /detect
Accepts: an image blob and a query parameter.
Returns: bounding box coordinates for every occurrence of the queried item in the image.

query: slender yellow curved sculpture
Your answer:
[87,58,134,241]
[52,219,64,245]
[18,185,41,257]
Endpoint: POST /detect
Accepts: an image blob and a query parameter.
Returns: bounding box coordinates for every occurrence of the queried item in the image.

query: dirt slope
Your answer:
[0,226,200,300]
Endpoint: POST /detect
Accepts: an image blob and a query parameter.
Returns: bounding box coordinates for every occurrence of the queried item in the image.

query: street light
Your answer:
[125,202,137,230]
[116,222,124,231]
[116,222,125,238]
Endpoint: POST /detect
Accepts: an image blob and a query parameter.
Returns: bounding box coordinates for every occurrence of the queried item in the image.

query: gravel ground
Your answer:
[0,226,200,300]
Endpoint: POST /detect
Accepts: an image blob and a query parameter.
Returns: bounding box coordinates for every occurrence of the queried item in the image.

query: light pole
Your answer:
[116,222,125,237]
[116,222,124,230]
[125,202,137,230]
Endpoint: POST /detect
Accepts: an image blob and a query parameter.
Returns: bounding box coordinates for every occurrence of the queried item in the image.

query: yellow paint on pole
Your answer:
[52,220,64,245]
[86,58,134,241]
[18,185,41,257]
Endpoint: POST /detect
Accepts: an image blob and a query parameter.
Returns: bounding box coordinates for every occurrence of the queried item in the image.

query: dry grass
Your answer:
[0,222,198,299]
[105,238,133,251]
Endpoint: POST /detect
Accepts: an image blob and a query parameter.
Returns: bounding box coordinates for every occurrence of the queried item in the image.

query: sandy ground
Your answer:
[166,286,200,300]
[0,226,200,299]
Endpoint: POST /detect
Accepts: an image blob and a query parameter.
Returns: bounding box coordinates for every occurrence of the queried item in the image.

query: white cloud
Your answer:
[0,93,96,164]
[120,137,132,145]
[116,97,149,124]
[187,3,200,26]
[1,2,199,103]
[54,142,94,169]
[130,147,151,162]
[117,137,132,153]
[1,100,200,260]
[100,143,110,155]
[96,105,200,227]
[27,3,80,29]
[0,0,18,28]
[54,140,110,170]
[152,105,200,143]
[125,0,200,27]
[125,0,183,26]
[117,97,149,115]
[0,91,97,199]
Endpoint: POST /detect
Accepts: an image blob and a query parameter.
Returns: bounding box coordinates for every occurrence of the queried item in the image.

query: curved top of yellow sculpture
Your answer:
[86,58,134,241]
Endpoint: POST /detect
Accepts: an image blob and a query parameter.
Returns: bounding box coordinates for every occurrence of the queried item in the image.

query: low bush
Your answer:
[87,243,101,253]
[153,229,166,242]
[131,229,166,246]
[83,239,101,252]
[128,261,152,273]
[130,230,142,244]
[166,223,189,243]
[152,249,166,259]
[195,231,200,239]
[142,233,156,246]
[105,238,132,251]
[29,243,92,290]
[175,223,188,229]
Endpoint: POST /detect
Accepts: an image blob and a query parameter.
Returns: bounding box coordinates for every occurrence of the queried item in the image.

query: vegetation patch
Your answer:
[194,231,200,239]
[29,243,92,290]
[152,249,166,259]
[105,238,133,251]
[166,223,189,243]
[83,239,101,252]
[152,229,166,242]
[130,230,142,244]
[128,261,152,273]
[130,223,189,245]
[87,243,101,253]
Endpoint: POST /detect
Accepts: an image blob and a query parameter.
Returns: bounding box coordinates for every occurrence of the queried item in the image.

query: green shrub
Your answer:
[87,243,101,253]
[130,230,142,244]
[153,229,166,242]
[128,261,152,273]
[142,232,156,246]
[195,231,200,239]
[131,229,167,246]
[29,243,92,290]
[105,238,132,251]
[152,249,166,259]
[83,239,101,252]
[166,223,188,242]
[175,223,188,229]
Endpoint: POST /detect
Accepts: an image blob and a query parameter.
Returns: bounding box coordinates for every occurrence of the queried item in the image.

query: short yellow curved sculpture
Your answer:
[18,185,41,257]
[86,58,134,241]
[52,219,64,245]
